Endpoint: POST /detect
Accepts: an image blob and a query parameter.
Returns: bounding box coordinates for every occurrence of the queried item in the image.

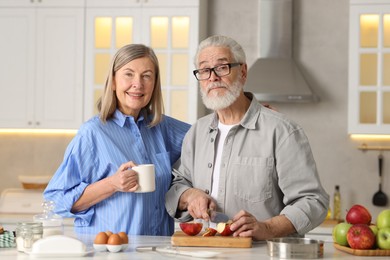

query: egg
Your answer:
[107,234,122,245]
[105,230,113,237]
[94,232,108,244]
[118,232,128,244]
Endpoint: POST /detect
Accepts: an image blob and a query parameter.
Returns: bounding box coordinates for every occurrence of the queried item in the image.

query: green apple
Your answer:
[332,222,352,246]
[369,224,378,236]
[377,227,390,250]
[376,209,390,229]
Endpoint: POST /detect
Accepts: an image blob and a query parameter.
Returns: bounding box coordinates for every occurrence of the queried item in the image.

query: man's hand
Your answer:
[229,210,296,241]
[179,188,217,221]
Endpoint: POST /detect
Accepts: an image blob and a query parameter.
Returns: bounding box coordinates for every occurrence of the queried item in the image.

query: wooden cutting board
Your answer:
[171,231,252,248]
[334,243,390,256]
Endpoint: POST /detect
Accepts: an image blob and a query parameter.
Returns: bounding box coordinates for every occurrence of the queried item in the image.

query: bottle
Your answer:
[326,206,332,220]
[333,185,341,221]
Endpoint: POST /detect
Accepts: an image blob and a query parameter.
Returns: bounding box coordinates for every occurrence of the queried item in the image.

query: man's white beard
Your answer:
[200,80,243,110]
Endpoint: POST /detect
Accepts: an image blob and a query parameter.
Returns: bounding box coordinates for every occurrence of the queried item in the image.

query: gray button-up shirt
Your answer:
[165,92,329,235]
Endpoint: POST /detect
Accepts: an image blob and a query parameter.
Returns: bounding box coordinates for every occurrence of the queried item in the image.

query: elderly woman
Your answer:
[44,44,190,235]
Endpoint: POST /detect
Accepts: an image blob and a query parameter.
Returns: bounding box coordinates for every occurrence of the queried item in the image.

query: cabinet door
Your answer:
[348,4,390,134]
[0,8,35,128]
[84,4,202,123]
[35,7,84,129]
[84,7,142,119]
[141,7,199,123]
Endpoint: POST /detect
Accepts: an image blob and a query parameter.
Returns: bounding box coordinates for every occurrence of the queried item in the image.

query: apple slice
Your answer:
[179,222,203,236]
[217,220,233,236]
[202,227,217,237]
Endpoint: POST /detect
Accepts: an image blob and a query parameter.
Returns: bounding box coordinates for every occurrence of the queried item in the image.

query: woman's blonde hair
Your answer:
[97,44,164,127]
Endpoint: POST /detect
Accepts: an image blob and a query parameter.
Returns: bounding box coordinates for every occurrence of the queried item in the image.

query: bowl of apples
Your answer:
[332,205,390,255]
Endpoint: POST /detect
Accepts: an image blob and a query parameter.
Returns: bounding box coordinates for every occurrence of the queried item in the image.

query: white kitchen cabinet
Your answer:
[348,0,390,134]
[84,0,206,123]
[0,0,84,129]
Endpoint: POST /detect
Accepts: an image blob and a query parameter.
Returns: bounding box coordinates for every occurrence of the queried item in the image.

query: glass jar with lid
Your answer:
[15,222,43,252]
[33,200,64,238]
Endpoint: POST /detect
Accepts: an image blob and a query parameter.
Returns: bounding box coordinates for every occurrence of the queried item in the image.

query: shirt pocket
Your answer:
[232,156,274,203]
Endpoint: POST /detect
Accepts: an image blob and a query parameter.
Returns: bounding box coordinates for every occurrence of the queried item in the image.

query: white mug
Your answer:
[132,164,155,193]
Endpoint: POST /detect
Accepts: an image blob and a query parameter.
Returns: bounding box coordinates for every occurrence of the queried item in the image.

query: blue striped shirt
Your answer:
[44,109,190,235]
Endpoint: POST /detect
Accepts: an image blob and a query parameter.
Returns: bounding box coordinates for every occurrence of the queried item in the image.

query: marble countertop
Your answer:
[0,229,385,260]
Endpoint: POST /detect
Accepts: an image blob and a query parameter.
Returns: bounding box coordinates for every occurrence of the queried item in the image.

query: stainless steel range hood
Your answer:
[245,0,318,103]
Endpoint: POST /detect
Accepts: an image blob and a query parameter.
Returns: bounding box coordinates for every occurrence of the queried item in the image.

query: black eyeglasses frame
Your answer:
[193,63,242,81]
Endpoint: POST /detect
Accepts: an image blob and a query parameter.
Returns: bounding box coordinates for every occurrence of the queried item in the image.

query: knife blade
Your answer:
[208,209,230,223]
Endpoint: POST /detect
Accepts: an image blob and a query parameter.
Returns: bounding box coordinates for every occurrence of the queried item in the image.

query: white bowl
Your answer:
[107,244,122,253]
[18,175,52,189]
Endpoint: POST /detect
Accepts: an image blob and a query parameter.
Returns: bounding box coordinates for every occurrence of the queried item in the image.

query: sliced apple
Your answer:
[179,222,203,236]
[217,220,233,236]
[202,227,217,237]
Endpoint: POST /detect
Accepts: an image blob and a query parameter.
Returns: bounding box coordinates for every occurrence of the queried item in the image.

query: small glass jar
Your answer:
[33,200,64,238]
[15,222,43,252]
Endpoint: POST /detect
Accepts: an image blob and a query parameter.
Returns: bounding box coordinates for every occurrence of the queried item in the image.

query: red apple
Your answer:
[346,204,372,225]
[179,222,203,236]
[217,221,233,236]
[346,224,376,249]
[202,227,217,237]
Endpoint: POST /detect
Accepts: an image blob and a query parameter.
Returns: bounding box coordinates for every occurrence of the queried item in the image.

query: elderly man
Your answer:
[165,35,329,240]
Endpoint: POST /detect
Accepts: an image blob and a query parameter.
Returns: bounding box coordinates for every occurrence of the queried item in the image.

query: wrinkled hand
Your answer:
[109,161,139,192]
[230,210,264,240]
[230,210,295,241]
[182,188,217,221]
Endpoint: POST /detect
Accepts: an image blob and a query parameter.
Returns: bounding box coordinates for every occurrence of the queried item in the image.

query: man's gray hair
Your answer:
[194,35,246,66]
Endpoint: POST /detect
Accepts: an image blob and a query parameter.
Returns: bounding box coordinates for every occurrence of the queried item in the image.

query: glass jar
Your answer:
[15,222,43,252]
[33,200,64,237]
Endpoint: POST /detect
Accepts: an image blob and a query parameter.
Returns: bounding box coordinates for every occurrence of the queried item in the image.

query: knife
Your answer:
[208,209,230,223]
[136,246,220,258]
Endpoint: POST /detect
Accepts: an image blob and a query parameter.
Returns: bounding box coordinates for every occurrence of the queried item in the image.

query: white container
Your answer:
[33,201,63,237]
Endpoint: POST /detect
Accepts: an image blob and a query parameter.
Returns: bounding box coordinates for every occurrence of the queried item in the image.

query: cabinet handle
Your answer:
[28,121,32,125]
[36,122,40,126]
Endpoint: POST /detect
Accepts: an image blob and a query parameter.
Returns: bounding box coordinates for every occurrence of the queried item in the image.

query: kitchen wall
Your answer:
[0,0,389,218]
[0,134,73,192]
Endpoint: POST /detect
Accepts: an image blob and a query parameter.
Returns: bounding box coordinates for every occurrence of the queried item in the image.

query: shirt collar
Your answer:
[208,92,261,132]
[112,109,146,127]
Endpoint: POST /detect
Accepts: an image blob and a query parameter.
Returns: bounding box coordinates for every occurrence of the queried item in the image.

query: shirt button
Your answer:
[208,163,212,168]
[205,189,210,194]
[210,138,214,142]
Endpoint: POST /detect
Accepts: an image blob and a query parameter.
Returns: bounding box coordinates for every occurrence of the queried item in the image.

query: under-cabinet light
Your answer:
[350,134,390,141]
[0,129,77,135]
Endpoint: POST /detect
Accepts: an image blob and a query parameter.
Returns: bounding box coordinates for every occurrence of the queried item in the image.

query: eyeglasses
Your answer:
[193,63,242,81]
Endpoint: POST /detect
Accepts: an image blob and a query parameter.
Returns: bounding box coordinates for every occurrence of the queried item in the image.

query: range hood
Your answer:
[245,0,318,103]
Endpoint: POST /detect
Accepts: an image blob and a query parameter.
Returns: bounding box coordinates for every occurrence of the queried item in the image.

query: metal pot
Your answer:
[267,237,324,259]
